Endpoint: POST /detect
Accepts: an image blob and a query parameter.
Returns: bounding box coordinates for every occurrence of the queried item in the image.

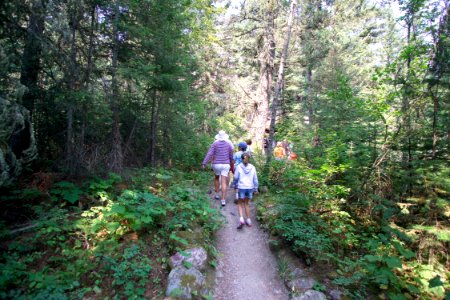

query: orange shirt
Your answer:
[273,146,286,158]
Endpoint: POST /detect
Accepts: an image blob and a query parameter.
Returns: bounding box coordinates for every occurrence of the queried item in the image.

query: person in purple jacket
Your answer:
[202,130,234,206]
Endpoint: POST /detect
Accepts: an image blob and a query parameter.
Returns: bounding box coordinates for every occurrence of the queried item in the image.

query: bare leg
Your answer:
[244,198,252,226]
[244,198,251,218]
[214,175,220,193]
[237,199,245,229]
[237,200,244,218]
[220,175,228,200]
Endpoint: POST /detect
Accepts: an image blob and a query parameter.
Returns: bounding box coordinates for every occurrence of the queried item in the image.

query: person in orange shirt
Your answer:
[289,151,298,161]
[273,142,286,160]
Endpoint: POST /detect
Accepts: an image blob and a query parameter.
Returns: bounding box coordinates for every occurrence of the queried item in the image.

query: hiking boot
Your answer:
[245,218,252,227]
[221,200,226,206]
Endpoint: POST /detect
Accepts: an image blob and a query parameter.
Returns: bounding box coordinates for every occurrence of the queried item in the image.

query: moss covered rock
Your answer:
[166,266,206,299]
[0,97,37,187]
[169,247,208,271]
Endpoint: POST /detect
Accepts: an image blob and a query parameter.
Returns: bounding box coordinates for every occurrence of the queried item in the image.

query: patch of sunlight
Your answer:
[396,202,414,214]
[410,225,450,242]
[405,197,427,204]
[436,198,450,218]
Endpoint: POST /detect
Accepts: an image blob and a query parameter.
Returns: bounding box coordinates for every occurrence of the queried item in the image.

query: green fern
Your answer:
[50,181,83,204]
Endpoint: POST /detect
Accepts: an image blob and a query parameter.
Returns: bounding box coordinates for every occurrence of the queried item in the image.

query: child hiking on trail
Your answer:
[202,130,234,206]
[232,152,258,229]
[232,141,248,202]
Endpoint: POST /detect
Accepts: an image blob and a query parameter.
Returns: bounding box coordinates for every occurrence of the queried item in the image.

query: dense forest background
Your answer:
[0,0,449,299]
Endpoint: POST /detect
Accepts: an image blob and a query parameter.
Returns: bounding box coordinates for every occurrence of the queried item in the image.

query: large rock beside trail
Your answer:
[169,247,208,271]
[292,290,327,300]
[0,97,37,187]
[286,277,316,292]
[166,266,206,299]
[329,289,343,300]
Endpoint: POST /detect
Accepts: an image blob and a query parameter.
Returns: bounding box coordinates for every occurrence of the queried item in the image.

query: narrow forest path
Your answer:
[210,186,290,300]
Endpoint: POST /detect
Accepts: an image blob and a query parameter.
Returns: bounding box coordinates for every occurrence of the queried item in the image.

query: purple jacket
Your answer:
[202,140,233,166]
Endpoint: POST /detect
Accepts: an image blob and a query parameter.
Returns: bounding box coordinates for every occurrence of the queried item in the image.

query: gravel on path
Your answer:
[211,187,290,300]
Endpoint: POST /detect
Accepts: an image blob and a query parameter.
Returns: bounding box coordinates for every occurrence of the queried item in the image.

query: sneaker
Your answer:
[221,200,226,206]
[214,193,220,200]
[237,221,245,229]
[245,218,252,227]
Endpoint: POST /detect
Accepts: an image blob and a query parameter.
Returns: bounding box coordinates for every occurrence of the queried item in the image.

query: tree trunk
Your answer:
[66,1,80,171]
[148,89,159,167]
[400,11,414,196]
[306,67,314,126]
[431,91,438,159]
[20,0,46,115]
[109,0,123,172]
[428,4,449,159]
[79,4,97,156]
[267,0,297,163]
[83,3,97,90]
[66,106,74,164]
[251,7,275,152]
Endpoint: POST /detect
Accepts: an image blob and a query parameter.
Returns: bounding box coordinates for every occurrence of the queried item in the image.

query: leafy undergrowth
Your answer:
[0,168,221,299]
[257,159,450,300]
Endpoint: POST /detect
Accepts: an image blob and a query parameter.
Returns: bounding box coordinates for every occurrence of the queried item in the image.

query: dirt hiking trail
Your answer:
[211,186,290,300]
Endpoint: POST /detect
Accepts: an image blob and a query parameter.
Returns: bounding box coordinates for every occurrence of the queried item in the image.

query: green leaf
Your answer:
[140,216,153,224]
[170,233,189,245]
[156,173,172,180]
[364,255,381,262]
[93,286,102,294]
[51,181,83,204]
[428,276,444,288]
[179,250,191,257]
[64,192,81,204]
[385,256,402,269]
[110,205,126,214]
[107,222,120,232]
[209,260,218,268]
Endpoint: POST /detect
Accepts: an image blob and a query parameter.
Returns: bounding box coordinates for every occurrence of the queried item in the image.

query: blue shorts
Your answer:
[238,189,254,200]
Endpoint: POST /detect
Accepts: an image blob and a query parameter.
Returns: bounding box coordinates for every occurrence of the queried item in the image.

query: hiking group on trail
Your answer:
[203,130,295,230]
[201,130,258,229]
[274,140,298,161]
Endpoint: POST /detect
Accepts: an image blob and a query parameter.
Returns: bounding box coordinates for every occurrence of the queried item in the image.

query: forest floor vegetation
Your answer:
[0,168,222,299]
[0,161,448,299]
